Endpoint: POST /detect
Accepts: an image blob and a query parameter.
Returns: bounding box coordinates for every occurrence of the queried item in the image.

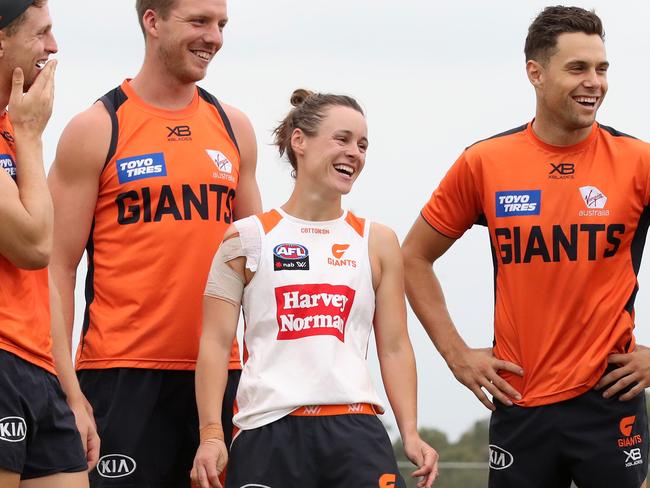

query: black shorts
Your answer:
[78,367,240,488]
[489,387,649,488]
[0,349,87,479]
[227,413,405,487]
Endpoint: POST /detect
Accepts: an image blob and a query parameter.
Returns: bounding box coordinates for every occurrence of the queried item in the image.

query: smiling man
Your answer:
[0,1,100,487]
[403,6,650,488]
[47,0,261,486]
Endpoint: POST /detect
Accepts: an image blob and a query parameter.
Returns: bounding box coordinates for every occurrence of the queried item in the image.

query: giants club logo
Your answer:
[618,416,643,449]
[97,454,137,478]
[275,283,355,342]
[0,417,26,442]
[379,473,397,487]
[328,243,356,268]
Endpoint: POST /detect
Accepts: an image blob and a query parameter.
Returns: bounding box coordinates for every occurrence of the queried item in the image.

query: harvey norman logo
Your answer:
[0,154,16,180]
[495,190,541,217]
[275,284,355,342]
[116,153,167,184]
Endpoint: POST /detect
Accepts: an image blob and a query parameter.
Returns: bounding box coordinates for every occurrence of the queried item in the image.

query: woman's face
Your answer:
[294,105,368,195]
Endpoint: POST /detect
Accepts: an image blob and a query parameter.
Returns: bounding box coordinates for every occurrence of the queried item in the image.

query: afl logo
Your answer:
[0,416,26,442]
[273,243,309,271]
[274,244,308,260]
[489,445,514,470]
[97,454,137,478]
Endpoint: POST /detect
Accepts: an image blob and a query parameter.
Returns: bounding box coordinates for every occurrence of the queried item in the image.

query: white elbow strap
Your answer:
[204,236,245,306]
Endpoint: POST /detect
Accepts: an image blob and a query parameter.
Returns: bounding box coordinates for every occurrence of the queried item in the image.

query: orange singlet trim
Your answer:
[258,209,283,234]
[345,211,365,237]
[290,403,376,417]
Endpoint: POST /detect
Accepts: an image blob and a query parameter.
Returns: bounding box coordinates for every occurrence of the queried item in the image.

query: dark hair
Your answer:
[525,6,604,63]
[273,89,364,175]
[135,0,177,35]
[4,0,46,37]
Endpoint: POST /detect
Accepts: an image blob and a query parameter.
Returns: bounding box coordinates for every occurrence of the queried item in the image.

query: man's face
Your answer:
[156,0,228,84]
[534,32,608,132]
[2,5,57,90]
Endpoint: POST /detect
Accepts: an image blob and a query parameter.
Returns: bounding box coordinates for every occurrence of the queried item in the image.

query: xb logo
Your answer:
[167,125,191,137]
[549,162,575,176]
[625,448,642,463]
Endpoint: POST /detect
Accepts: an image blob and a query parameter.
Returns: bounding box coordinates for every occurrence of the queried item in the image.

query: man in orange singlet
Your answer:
[403,6,650,488]
[0,1,99,487]
[48,1,261,486]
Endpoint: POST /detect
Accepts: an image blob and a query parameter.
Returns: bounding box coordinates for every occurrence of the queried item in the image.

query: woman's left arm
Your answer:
[370,222,439,488]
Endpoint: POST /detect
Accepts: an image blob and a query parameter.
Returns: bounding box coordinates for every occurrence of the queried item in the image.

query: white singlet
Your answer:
[231,208,385,430]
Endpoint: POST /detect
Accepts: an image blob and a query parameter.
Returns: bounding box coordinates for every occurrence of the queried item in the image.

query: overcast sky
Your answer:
[45,0,650,442]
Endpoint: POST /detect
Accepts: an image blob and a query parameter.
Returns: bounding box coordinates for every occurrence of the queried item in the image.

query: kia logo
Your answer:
[489,444,514,470]
[0,417,26,442]
[97,454,137,478]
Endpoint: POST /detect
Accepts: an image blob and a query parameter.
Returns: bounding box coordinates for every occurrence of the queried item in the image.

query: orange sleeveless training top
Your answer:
[76,80,241,371]
[0,113,54,374]
[422,122,650,407]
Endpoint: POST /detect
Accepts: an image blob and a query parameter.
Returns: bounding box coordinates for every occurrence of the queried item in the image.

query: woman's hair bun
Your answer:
[290,88,315,107]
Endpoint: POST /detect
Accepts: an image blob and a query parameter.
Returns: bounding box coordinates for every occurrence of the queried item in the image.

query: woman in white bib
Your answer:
[191,89,438,488]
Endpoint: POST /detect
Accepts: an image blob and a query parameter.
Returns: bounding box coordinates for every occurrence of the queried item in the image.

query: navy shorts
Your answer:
[79,368,240,488]
[489,386,648,488]
[0,349,87,479]
[227,413,405,487]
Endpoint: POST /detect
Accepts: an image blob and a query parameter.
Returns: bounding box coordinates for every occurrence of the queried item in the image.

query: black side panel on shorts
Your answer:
[98,86,128,170]
[197,87,240,155]
[625,206,650,313]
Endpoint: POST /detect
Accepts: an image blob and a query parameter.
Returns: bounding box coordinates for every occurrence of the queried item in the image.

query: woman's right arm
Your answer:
[192,226,248,488]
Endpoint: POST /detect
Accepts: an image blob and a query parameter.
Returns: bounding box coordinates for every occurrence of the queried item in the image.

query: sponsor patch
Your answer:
[273,243,309,271]
[0,416,26,442]
[489,444,514,470]
[0,154,16,180]
[207,149,236,182]
[495,190,541,217]
[97,454,137,478]
[116,152,167,184]
[275,283,355,342]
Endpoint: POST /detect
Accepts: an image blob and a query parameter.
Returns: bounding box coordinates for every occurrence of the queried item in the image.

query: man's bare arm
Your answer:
[0,63,56,268]
[402,216,523,410]
[48,101,111,345]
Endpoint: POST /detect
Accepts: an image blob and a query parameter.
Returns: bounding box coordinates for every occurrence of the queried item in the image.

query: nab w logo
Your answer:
[620,416,636,437]
[489,445,514,470]
[97,454,137,478]
[379,473,397,487]
[0,417,26,442]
